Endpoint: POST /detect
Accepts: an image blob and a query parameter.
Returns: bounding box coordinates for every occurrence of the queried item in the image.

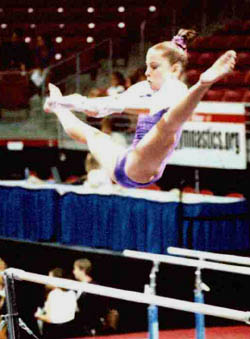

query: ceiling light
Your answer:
[118,22,125,28]
[149,6,156,12]
[86,36,94,43]
[87,7,95,13]
[56,36,63,43]
[118,6,125,12]
[55,53,62,60]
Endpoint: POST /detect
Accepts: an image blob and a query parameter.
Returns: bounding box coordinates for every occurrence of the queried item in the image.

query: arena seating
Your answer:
[1,7,250,103]
[0,73,31,111]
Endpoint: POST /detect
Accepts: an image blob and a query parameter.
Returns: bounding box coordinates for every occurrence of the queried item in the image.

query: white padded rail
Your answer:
[123,250,250,276]
[2,268,250,324]
[168,247,250,266]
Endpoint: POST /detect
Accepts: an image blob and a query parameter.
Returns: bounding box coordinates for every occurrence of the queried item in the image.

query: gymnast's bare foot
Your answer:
[199,50,236,86]
[44,83,88,114]
[44,83,62,114]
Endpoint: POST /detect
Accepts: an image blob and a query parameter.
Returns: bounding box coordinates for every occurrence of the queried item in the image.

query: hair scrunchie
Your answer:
[171,35,187,51]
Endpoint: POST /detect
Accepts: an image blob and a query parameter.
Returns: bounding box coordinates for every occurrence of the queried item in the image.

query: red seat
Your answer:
[208,35,246,50]
[203,89,225,101]
[186,69,201,85]
[243,70,250,85]
[190,36,210,49]
[242,90,250,102]
[226,35,247,49]
[182,186,195,193]
[226,193,244,198]
[222,90,243,102]
[224,71,245,86]
[237,52,250,67]
[196,52,217,67]
[223,20,244,33]
[200,189,214,196]
[35,23,62,35]
[244,35,250,49]
[208,35,227,49]
[140,183,161,191]
[55,36,85,51]
[0,74,31,110]
[188,51,200,66]
[243,20,250,32]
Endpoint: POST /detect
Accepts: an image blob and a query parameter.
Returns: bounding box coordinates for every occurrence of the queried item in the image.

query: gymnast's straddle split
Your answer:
[44,29,236,188]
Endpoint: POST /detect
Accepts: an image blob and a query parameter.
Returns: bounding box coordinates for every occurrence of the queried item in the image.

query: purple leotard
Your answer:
[114,109,173,188]
[113,79,187,188]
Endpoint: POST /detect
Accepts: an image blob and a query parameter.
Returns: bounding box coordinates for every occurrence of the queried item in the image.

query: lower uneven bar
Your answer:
[3,268,250,324]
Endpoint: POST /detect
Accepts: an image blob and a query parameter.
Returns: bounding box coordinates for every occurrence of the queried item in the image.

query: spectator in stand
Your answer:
[66,151,112,187]
[26,170,45,185]
[1,28,32,71]
[83,152,112,189]
[106,71,126,96]
[34,267,77,339]
[72,258,108,337]
[101,117,128,148]
[125,67,146,88]
[30,35,54,96]
[88,87,103,98]
[34,35,54,70]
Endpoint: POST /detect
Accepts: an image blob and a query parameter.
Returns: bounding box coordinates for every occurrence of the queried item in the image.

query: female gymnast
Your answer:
[44,29,236,188]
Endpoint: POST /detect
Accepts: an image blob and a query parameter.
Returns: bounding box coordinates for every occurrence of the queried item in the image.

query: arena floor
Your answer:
[81,326,250,339]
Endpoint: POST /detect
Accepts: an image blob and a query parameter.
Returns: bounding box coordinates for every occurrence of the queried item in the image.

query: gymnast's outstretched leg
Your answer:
[46,84,125,179]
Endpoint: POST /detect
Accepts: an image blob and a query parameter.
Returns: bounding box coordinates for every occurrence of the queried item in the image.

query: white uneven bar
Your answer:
[168,247,250,266]
[123,250,250,276]
[3,268,250,324]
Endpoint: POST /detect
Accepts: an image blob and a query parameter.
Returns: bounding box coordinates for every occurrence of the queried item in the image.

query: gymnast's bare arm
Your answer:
[44,90,151,117]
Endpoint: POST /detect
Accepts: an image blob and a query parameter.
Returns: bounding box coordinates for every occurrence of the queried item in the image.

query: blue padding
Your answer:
[0,186,249,253]
[182,201,250,251]
[0,186,58,241]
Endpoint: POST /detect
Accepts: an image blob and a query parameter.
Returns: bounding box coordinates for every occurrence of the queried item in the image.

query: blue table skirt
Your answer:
[0,185,249,253]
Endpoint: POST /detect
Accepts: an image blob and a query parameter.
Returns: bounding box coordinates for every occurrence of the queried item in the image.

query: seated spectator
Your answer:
[0,69,32,111]
[106,71,125,96]
[88,87,103,98]
[1,28,32,71]
[83,152,112,189]
[34,35,54,70]
[72,258,108,337]
[30,35,54,96]
[26,170,45,185]
[125,67,146,88]
[101,117,128,148]
[34,267,77,339]
[101,308,119,335]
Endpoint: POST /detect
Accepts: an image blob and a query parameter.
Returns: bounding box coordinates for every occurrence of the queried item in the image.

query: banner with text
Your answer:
[168,102,247,169]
